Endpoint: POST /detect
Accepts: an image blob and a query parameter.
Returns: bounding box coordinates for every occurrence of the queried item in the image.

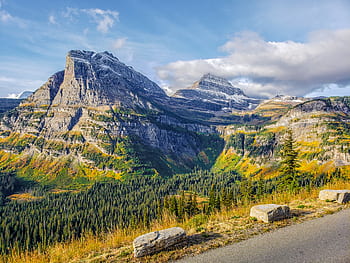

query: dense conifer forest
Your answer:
[0,167,344,254]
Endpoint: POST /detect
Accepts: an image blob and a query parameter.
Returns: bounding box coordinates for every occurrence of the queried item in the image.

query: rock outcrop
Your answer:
[319,190,350,204]
[133,227,186,257]
[250,204,290,223]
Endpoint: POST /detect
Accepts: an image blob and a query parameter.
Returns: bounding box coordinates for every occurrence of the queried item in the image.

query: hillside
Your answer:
[215,96,350,179]
[0,51,349,188]
[0,50,223,187]
[0,50,349,261]
[173,73,261,112]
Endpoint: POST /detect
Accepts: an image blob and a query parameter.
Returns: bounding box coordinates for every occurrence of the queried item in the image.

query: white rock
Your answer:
[133,227,186,258]
[250,204,290,223]
[319,190,350,203]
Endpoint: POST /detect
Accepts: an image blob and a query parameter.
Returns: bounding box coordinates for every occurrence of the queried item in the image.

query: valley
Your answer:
[0,50,349,262]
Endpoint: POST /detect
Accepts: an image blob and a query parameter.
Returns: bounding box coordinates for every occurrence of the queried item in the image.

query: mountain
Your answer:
[0,50,223,186]
[18,91,33,99]
[165,74,263,124]
[252,95,310,121]
[173,73,261,112]
[215,96,350,177]
[0,50,349,188]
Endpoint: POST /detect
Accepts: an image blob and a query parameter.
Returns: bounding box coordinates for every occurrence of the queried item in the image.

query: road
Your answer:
[176,209,350,263]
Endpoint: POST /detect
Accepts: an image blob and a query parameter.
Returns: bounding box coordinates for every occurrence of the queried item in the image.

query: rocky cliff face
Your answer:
[273,97,350,165]
[276,97,350,126]
[217,97,350,177]
[0,50,222,183]
[173,74,261,112]
[0,50,349,186]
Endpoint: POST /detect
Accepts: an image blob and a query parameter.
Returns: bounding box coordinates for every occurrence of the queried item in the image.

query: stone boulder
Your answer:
[133,227,186,258]
[319,189,350,204]
[250,204,290,223]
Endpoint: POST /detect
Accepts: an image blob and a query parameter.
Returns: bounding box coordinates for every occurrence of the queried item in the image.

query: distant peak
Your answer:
[201,73,227,81]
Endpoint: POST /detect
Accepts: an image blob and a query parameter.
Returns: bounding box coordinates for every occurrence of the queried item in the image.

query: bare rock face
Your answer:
[250,204,290,223]
[0,50,223,179]
[319,190,350,204]
[173,73,261,112]
[133,227,186,258]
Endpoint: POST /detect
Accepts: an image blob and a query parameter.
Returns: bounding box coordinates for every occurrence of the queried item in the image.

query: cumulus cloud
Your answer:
[112,37,127,49]
[157,30,350,98]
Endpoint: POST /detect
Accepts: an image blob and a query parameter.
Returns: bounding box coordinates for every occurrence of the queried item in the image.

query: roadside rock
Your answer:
[319,189,350,204]
[250,204,290,223]
[133,227,186,258]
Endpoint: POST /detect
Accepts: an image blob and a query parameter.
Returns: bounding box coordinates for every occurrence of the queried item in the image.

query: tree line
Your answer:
[0,129,346,254]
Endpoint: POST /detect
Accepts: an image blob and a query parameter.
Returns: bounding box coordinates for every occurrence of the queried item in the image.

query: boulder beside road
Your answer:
[319,189,350,204]
[133,227,186,258]
[250,204,290,223]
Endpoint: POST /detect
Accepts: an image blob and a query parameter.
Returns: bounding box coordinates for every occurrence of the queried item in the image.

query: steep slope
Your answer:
[173,74,261,112]
[214,97,350,177]
[253,95,309,121]
[165,74,263,125]
[0,50,223,186]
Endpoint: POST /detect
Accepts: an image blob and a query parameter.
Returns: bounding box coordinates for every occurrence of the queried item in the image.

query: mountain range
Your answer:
[0,50,349,187]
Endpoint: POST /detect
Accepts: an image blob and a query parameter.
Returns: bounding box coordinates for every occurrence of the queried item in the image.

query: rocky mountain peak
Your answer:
[0,50,222,180]
[195,73,244,96]
[34,50,165,108]
[173,73,260,111]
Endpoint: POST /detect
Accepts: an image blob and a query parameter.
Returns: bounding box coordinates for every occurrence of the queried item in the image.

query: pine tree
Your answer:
[240,176,253,204]
[208,185,216,212]
[279,129,300,193]
[256,174,265,198]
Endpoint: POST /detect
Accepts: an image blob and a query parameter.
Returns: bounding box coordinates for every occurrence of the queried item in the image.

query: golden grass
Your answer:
[1,180,349,263]
[7,193,43,202]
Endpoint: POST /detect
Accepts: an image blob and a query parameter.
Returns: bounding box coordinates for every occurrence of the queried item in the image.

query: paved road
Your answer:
[177,209,350,263]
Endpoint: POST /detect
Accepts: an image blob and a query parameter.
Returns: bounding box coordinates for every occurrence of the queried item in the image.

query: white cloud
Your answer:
[62,7,79,20]
[0,9,13,22]
[6,93,19,99]
[62,7,119,33]
[157,29,350,98]
[0,75,41,98]
[86,8,119,33]
[0,3,27,27]
[48,15,57,25]
[112,37,127,49]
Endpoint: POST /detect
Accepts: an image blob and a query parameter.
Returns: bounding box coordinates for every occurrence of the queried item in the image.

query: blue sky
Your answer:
[1,0,350,98]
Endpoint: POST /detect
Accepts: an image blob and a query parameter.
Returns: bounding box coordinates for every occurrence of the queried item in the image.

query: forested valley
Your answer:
[0,166,345,254]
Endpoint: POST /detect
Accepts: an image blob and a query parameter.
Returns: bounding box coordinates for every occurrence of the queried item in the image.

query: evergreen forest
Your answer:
[0,166,345,254]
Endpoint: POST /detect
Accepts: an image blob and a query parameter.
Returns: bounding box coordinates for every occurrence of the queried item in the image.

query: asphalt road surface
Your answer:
[176,209,350,263]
